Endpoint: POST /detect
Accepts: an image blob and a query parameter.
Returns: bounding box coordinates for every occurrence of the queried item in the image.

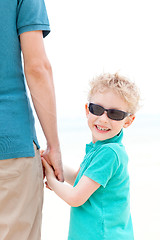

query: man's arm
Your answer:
[42,158,100,207]
[20,30,64,181]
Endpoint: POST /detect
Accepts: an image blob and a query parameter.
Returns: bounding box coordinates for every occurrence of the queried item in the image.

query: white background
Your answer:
[41,1,160,239]
[44,0,160,118]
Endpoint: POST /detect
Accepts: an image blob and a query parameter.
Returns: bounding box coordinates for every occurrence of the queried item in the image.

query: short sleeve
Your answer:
[84,147,119,188]
[17,0,50,37]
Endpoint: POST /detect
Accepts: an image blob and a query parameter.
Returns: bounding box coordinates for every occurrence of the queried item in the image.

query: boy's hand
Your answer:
[45,181,52,190]
[41,148,64,182]
[42,156,55,177]
[42,157,57,190]
[40,150,46,179]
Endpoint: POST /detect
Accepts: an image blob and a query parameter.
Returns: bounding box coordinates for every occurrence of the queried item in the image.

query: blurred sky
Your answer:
[44,0,160,118]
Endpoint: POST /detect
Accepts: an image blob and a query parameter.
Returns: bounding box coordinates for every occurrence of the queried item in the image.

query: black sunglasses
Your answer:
[88,103,130,121]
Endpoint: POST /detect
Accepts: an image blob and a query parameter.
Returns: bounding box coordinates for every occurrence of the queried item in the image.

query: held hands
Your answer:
[41,147,64,182]
[41,156,57,191]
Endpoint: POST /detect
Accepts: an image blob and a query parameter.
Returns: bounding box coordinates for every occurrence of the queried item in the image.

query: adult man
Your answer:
[0,0,63,239]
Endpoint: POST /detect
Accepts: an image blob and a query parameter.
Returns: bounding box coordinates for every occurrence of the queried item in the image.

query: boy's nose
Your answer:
[99,111,109,123]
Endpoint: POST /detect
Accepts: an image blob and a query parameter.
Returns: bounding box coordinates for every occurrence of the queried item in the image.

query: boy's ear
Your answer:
[123,114,135,128]
[85,103,89,116]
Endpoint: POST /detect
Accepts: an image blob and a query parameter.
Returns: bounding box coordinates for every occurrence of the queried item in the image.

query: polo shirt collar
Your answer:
[86,130,123,153]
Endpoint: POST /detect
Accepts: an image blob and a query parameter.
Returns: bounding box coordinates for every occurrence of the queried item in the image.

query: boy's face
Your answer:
[85,89,135,143]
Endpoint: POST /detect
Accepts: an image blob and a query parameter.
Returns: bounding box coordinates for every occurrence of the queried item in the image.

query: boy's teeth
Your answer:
[97,125,108,131]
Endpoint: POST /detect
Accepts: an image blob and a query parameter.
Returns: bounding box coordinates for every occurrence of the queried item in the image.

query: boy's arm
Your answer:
[42,158,100,207]
[20,30,63,182]
[63,165,80,186]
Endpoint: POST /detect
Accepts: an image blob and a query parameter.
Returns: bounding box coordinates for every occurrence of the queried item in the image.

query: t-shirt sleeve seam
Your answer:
[17,23,50,37]
[83,173,103,187]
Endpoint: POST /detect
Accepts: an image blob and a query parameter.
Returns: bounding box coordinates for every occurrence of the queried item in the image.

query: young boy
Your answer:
[42,72,140,240]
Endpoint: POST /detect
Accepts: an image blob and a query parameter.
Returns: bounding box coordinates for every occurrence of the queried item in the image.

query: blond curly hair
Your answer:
[88,72,141,114]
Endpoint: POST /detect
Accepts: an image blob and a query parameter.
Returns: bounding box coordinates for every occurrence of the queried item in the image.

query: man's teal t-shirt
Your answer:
[0,0,50,160]
[68,131,134,240]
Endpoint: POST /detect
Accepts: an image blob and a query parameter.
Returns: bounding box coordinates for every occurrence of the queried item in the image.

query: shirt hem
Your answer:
[18,24,50,38]
[0,150,35,160]
[84,173,105,188]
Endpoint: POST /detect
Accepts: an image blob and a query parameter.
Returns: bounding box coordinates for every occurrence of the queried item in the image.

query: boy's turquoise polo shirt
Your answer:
[0,0,50,160]
[68,131,134,240]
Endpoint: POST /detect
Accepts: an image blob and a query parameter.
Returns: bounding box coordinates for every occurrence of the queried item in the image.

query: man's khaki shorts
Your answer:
[0,144,43,240]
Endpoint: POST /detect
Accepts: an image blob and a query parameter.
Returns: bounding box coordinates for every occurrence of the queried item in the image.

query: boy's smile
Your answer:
[85,89,135,143]
[96,125,110,132]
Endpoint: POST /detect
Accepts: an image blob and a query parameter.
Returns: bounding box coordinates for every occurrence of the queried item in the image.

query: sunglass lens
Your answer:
[108,109,125,120]
[89,104,104,116]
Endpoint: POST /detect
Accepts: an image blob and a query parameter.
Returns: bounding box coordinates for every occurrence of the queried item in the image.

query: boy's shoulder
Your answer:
[96,141,127,162]
[98,141,124,153]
